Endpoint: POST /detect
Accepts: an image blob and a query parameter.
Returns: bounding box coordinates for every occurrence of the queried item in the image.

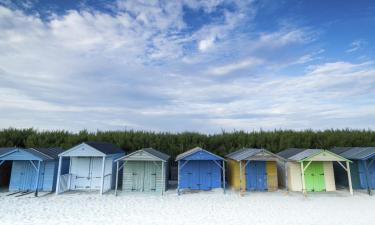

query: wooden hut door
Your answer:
[89,158,103,190]
[246,161,267,191]
[369,161,375,188]
[131,162,145,191]
[304,162,325,192]
[23,161,37,191]
[143,162,158,192]
[71,157,91,190]
[199,161,212,190]
[184,161,200,190]
[359,160,375,189]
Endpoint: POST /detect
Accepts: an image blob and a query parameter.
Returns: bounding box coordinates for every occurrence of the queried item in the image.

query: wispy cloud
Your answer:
[346,40,365,53]
[207,58,263,75]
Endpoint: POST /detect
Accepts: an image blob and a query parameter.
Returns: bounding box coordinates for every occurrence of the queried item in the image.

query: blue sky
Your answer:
[0,0,374,132]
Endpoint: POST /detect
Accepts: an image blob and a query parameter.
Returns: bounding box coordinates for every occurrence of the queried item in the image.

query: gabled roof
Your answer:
[0,147,16,157]
[176,147,223,161]
[84,141,124,155]
[280,148,350,162]
[330,147,353,155]
[288,149,325,161]
[143,148,170,161]
[118,148,170,162]
[226,148,285,161]
[277,148,306,159]
[333,147,375,160]
[31,147,65,159]
[0,147,63,161]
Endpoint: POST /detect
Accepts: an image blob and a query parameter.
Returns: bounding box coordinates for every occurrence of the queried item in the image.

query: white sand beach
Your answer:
[0,189,374,225]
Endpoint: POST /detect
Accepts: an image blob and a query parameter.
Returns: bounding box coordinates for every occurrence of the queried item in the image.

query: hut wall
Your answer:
[358,160,375,189]
[9,161,56,192]
[323,161,336,191]
[288,162,303,191]
[276,161,286,188]
[266,161,278,191]
[227,159,245,191]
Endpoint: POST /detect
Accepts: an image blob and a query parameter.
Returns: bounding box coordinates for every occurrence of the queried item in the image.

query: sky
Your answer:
[0,0,375,133]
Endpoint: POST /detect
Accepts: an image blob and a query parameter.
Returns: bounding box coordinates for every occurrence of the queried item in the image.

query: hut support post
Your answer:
[364,160,372,196]
[100,156,106,195]
[239,161,243,194]
[161,161,165,195]
[177,161,180,195]
[300,162,306,195]
[115,160,119,196]
[222,160,226,194]
[67,158,72,191]
[55,156,62,195]
[284,161,288,192]
[346,161,353,195]
[34,160,41,197]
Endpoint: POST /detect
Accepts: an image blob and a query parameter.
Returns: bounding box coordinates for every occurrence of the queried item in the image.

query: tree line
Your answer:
[1,128,375,159]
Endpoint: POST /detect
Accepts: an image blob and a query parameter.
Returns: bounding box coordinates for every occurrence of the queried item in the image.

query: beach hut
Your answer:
[0,147,66,196]
[176,147,225,194]
[55,141,124,195]
[226,148,286,192]
[331,147,375,195]
[277,148,353,194]
[114,148,170,195]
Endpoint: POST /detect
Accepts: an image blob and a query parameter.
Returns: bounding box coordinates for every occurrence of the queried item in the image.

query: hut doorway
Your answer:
[0,161,12,190]
[70,157,102,190]
[126,161,160,192]
[246,161,267,191]
[183,160,219,190]
[358,160,375,189]
[303,161,326,192]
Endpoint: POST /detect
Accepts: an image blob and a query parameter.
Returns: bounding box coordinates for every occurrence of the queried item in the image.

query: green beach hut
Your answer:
[114,148,170,195]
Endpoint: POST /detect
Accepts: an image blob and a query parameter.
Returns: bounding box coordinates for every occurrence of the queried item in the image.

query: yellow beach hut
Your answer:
[226,148,286,192]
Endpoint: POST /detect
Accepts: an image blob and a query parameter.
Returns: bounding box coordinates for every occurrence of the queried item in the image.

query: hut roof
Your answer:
[84,141,124,155]
[0,147,16,157]
[330,147,353,155]
[279,148,350,162]
[31,147,65,159]
[277,148,306,159]
[334,147,375,160]
[288,149,325,161]
[176,147,223,161]
[226,148,285,161]
[0,147,63,161]
[118,148,170,162]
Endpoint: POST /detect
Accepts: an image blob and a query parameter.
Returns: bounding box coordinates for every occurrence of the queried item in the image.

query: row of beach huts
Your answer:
[0,141,374,197]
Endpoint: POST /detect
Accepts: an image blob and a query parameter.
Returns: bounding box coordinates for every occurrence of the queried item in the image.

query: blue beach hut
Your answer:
[55,141,124,195]
[331,147,375,195]
[176,147,225,194]
[0,147,67,196]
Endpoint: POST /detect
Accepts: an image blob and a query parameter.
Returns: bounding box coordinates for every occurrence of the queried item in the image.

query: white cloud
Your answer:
[207,58,263,75]
[346,40,365,53]
[198,36,216,52]
[256,29,311,48]
[0,3,374,132]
